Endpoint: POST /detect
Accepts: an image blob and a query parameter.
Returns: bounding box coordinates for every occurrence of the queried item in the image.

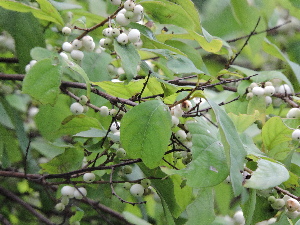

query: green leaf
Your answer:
[35,94,71,140]
[69,211,84,223]
[30,138,65,159]
[228,112,258,133]
[92,79,155,99]
[0,100,14,129]
[36,0,64,25]
[247,95,266,123]
[187,30,223,53]
[120,100,172,168]
[166,54,203,74]
[139,164,181,219]
[244,159,290,189]
[208,99,247,196]
[54,115,101,137]
[141,1,196,30]
[81,51,113,82]
[23,58,61,105]
[186,188,215,225]
[242,189,256,225]
[48,0,82,10]
[262,117,292,152]
[175,119,229,187]
[114,40,140,82]
[122,212,152,225]
[0,0,63,25]
[40,147,84,174]
[74,128,107,138]
[30,47,56,61]
[0,7,45,73]
[240,133,266,157]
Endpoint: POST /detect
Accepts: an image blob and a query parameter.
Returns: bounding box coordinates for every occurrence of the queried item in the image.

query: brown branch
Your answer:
[0,186,55,225]
[0,214,11,225]
[0,57,19,63]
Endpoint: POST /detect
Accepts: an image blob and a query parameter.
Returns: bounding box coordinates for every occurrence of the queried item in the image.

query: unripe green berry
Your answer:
[79,95,88,105]
[109,109,117,116]
[111,28,120,37]
[55,202,65,211]
[271,198,285,210]
[140,179,151,188]
[61,196,69,205]
[82,105,89,113]
[123,165,132,174]
[123,182,131,190]
[116,148,126,158]
[268,196,276,204]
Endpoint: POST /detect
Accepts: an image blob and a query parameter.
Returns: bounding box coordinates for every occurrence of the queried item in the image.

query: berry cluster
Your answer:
[70,95,89,115]
[268,195,300,219]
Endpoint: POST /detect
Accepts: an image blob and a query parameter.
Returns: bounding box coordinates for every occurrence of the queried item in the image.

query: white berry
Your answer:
[124,0,135,11]
[117,33,129,45]
[72,39,83,50]
[62,42,73,52]
[83,173,95,183]
[292,129,300,140]
[116,13,130,26]
[128,29,140,43]
[286,198,300,212]
[171,116,179,127]
[265,96,272,106]
[130,184,144,197]
[74,187,87,199]
[252,86,265,96]
[62,26,72,36]
[111,28,121,37]
[287,108,300,118]
[30,60,37,67]
[99,106,109,116]
[233,210,245,224]
[61,185,75,198]
[70,50,84,61]
[278,84,292,95]
[175,130,187,141]
[70,102,84,115]
[133,5,144,14]
[60,52,68,60]
[264,86,275,96]
[111,122,120,133]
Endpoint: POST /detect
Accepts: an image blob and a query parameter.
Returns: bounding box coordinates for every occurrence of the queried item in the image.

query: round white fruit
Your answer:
[117,33,129,45]
[181,100,192,112]
[278,84,292,95]
[83,173,96,183]
[74,187,87,199]
[62,26,72,36]
[128,29,141,43]
[252,86,265,96]
[99,106,109,117]
[70,50,84,61]
[70,102,84,115]
[264,86,275,96]
[62,42,73,52]
[116,13,130,26]
[110,0,121,5]
[59,52,68,60]
[171,116,179,127]
[61,185,75,198]
[116,148,126,158]
[111,122,120,133]
[133,5,144,14]
[175,130,187,141]
[287,108,300,118]
[124,0,135,11]
[72,39,83,50]
[130,184,144,197]
[292,129,300,141]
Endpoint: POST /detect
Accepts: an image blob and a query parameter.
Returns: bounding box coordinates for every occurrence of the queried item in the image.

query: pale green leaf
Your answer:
[122,212,152,225]
[244,159,290,189]
[228,112,258,133]
[208,100,247,196]
[175,119,229,187]
[40,147,84,174]
[22,58,61,105]
[262,117,292,151]
[186,188,215,225]
[120,100,172,169]
[36,0,64,25]
[114,40,140,82]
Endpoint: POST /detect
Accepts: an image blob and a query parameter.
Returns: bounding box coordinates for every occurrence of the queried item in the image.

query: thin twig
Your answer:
[138,71,152,103]
[0,186,55,225]
[226,17,261,68]
[0,57,18,63]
